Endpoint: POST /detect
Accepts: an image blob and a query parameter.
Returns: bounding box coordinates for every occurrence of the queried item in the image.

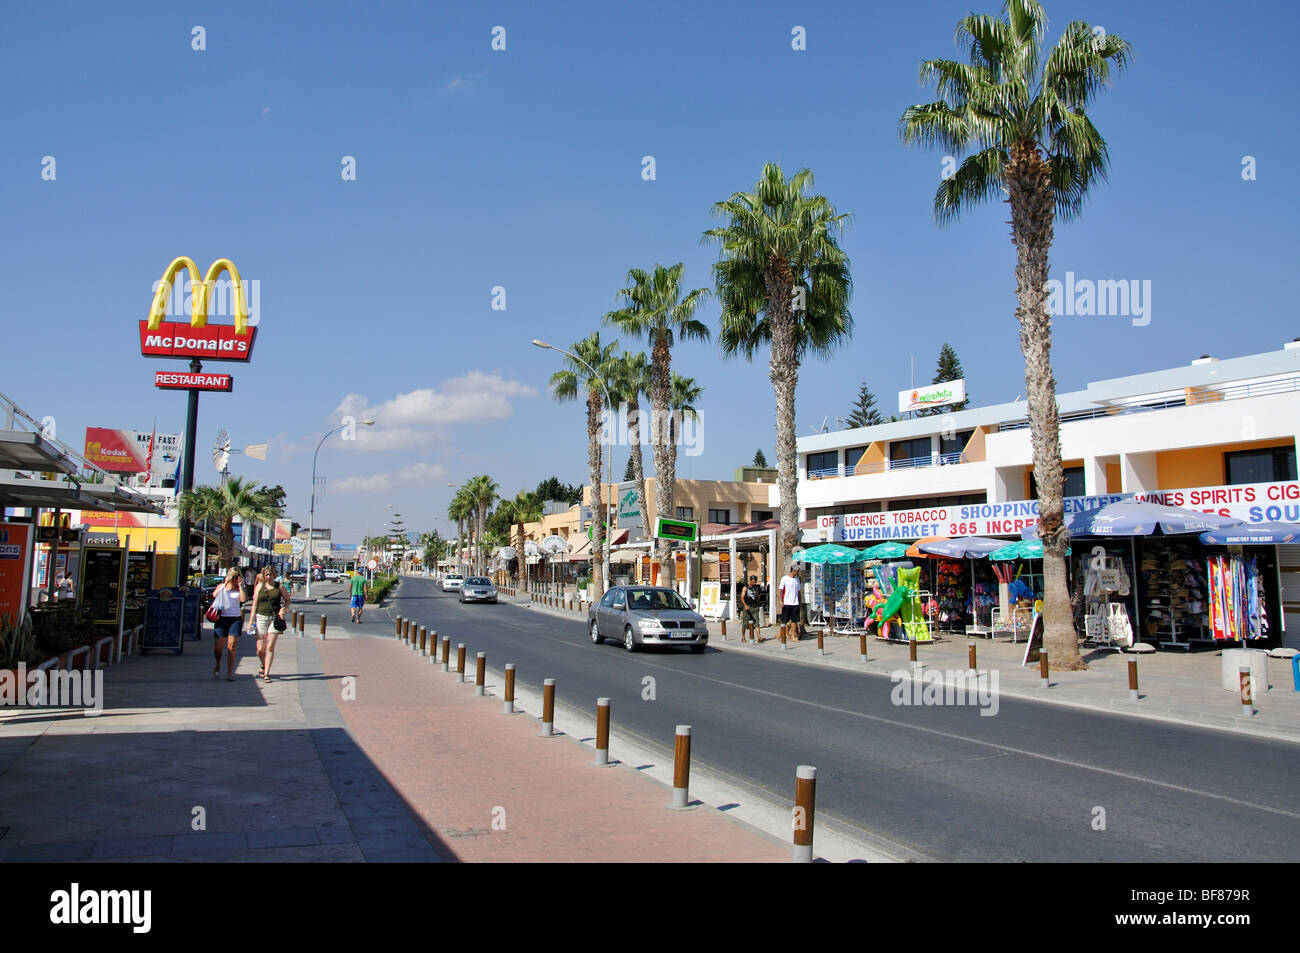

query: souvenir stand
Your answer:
[796,544,869,635]
[987,539,1052,644]
[1076,546,1134,650]
[931,558,969,634]
[1194,521,1296,650]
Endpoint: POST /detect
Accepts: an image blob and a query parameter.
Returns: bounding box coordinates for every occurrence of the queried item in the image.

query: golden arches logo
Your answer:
[146,256,250,335]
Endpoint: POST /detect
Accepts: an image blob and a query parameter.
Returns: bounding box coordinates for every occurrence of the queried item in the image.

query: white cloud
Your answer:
[333,461,447,494]
[332,372,536,452]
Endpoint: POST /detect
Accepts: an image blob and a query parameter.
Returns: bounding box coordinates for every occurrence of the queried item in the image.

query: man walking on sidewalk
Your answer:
[778,566,802,644]
[349,570,368,623]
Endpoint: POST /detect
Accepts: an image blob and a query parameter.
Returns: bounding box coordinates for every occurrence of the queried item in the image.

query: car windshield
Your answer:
[626,588,691,611]
[467,578,491,586]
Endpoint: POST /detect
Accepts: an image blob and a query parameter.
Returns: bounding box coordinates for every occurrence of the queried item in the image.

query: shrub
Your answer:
[367,574,399,604]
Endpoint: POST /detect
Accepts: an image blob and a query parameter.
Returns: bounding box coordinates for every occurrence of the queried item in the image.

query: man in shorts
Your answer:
[778,565,802,644]
[739,574,761,642]
[349,571,368,623]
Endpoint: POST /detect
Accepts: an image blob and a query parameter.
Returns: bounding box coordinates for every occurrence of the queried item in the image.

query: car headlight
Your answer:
[637,619,662,631]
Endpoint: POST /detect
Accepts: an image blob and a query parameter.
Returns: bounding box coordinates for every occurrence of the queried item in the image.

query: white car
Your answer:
[324,569,346,581]
[441,573,463,592]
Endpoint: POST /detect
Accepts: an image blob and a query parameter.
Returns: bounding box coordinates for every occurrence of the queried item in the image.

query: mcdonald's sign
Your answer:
[139,256,257,362]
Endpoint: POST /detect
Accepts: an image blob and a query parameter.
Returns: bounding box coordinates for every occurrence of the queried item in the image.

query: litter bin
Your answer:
[1221,648,1268,694]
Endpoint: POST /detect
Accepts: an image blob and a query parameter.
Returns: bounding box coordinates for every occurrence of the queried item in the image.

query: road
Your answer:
[323,576,1300,862]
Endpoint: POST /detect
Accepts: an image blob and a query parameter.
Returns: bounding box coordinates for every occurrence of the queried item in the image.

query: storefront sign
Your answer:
[142,256,255,362]
[617,482,643,540]
[154,371,233,391]
[124,551,153,628]
[640,555,652,584]
[83,428,182,475]
[700,582,722,619]
[78,545,124,625]
[273,542,293,555]
[817,480,1300,542]
[899,380,966,413]
[719,550,732,585]
[655,516,699,542]
[142,587,185,653]
[0,523,32,626]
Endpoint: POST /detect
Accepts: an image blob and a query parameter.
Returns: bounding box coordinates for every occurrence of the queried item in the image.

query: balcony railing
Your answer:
[807,451,968,480]
[998,373,1300,431]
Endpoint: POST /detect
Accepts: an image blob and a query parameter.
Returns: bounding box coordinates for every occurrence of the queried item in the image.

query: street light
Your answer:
[306,418,374,598]
[533,339,615,594]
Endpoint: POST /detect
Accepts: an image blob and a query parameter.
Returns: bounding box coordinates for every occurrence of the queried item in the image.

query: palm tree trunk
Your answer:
[1007,140,1084,671]
[587,386,606,602]
[627,395,650,580]
[767,257,802,572]
[220,518,235,571]
[650,333,675,587]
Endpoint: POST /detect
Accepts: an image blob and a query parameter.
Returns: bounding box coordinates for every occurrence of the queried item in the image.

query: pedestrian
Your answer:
[277,566,293,596]
[251,565,290,682]
[349,569,368,623]
[211,568,245,681]
[739,574,762,642]
[55,572,74,602]
[242,565,256,599]
[778,565,803,644]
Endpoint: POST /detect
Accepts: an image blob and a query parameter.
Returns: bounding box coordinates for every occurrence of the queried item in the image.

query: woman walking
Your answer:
[211,568,246,681]
[251,565,290,681]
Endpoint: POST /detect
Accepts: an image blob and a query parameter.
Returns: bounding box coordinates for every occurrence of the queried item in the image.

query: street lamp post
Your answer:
[306,418,374,598]
[532,340,615,595]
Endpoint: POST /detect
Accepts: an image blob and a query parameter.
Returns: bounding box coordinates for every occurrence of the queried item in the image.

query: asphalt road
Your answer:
[327,577,1300,862]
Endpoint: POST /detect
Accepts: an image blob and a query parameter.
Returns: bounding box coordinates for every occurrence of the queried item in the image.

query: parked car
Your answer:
[324,569,345,581]
[441,573,463,592]
[459,576,497,604]
[588,586,708,653]
[195,574,226,614]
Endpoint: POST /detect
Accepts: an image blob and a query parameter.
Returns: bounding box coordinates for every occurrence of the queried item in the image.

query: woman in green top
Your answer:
[251,566,290,682]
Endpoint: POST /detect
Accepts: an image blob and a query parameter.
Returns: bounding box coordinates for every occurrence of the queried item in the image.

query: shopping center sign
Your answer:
[140,257,256,362]
[816,480,1300,542]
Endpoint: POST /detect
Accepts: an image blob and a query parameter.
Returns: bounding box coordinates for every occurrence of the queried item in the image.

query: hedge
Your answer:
[366,574,399,604]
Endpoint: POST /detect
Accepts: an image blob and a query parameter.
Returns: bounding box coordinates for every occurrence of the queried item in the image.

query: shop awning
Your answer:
[1199,522,1300,545]
[1023,501,1244,538]
[0,430,82,475]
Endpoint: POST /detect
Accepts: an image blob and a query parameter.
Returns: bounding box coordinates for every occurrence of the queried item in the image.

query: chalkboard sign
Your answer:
[78,546,124,625]
[1021,611,1044,667]
[182,587,201,641]
[123,551,153,629]
[142,587,185,654]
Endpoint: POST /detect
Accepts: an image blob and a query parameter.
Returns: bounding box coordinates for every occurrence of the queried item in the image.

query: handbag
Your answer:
[205,603,221,623]
[273,615,287,632]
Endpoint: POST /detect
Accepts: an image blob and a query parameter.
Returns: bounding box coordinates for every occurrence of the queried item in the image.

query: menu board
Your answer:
[123,551,153,629]
[78,546,124,625]
[142,587,185,653]
[181,587,201,641]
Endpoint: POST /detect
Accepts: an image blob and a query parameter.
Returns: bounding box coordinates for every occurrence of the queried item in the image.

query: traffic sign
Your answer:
[654,516,698,543]
[367,558,378,571]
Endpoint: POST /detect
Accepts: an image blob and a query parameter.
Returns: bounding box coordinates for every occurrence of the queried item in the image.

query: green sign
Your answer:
[654,516,698,543]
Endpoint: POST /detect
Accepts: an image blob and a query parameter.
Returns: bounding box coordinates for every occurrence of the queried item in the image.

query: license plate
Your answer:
[670,632,694,639]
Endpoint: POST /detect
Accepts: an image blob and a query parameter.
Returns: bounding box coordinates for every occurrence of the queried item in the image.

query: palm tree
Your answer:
[603,264,710,588]
[609,351,653,549]
[505,489,543,586]
[549,332,620,601]
[466,475,499,574]
[900,0,1131,670]
[704,162,853,567]
[177,475,281,571]
[448,491,472,574]
[668,372,702,448]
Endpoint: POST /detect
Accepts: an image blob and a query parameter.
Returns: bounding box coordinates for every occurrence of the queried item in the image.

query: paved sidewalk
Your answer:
[313,634,790,862]
[514,596,1300,743]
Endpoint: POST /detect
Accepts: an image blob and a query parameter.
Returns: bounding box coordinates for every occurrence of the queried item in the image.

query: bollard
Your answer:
[419,626,427,655]
[859,632,867,663]
[503,663,516,714]
[721,620,727,640]
[395,616,403,638]
[440,635,450,672]
[968,641,977,673]
[793,765,817,863]
[668,725,692,809]
[1239,666,1254,716]
[539,678,556,737]
[475,652,486,696]
[428,629,438,664]
[319,615,326,638]
[817,626,825,657]
[1039,651,1049,688]
[909,637,919,673]
[456,643,466,682]
[592,698,611,766]
[1128,657,1139,701]
[405,619,412,644]
[298,612,305,636]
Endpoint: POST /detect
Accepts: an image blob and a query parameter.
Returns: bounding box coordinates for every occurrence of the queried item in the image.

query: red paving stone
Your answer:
[316,639,789,862]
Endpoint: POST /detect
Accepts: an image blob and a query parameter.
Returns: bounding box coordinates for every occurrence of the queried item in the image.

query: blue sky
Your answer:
[3,0,1297,543]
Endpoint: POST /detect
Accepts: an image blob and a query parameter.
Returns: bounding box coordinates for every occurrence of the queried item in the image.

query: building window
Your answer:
[890,437,933,469]
[752,510,773,521]
[676,507,694,520]
[844,445,870,472]
[708,509,731,525]
[939,430,973,459]
[1225,447,1297,485]
[1029,469,1084,500]
[806,451,838,477]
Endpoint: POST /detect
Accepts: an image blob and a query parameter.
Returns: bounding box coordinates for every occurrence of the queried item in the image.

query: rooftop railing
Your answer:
[807,451,968,480]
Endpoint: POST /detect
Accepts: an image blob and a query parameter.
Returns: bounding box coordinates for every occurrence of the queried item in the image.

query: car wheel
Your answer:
[624,626,637,652]
[590,620,602,645]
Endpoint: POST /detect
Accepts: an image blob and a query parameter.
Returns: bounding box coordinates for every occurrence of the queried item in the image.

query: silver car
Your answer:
[588,586,709,653]
[459,576,498,604]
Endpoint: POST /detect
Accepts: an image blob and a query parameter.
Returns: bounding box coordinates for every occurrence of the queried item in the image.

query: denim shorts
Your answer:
[213,615,242,640]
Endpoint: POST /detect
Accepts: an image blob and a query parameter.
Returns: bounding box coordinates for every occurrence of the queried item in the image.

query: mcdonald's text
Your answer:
[139,321,256,362]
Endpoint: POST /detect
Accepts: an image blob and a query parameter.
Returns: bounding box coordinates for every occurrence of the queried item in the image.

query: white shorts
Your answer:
[255,615,275,637]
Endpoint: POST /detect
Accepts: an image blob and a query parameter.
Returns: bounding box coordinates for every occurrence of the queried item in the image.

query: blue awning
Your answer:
[1198,522,1300,545]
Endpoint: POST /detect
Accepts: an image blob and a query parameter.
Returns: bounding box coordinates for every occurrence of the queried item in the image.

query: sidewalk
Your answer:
[513,596,1300,743]
[0,620,791,863]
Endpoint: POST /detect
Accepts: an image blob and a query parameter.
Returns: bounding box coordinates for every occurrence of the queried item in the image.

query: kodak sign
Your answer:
[154,371,234,392]
[141,256,256,362]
